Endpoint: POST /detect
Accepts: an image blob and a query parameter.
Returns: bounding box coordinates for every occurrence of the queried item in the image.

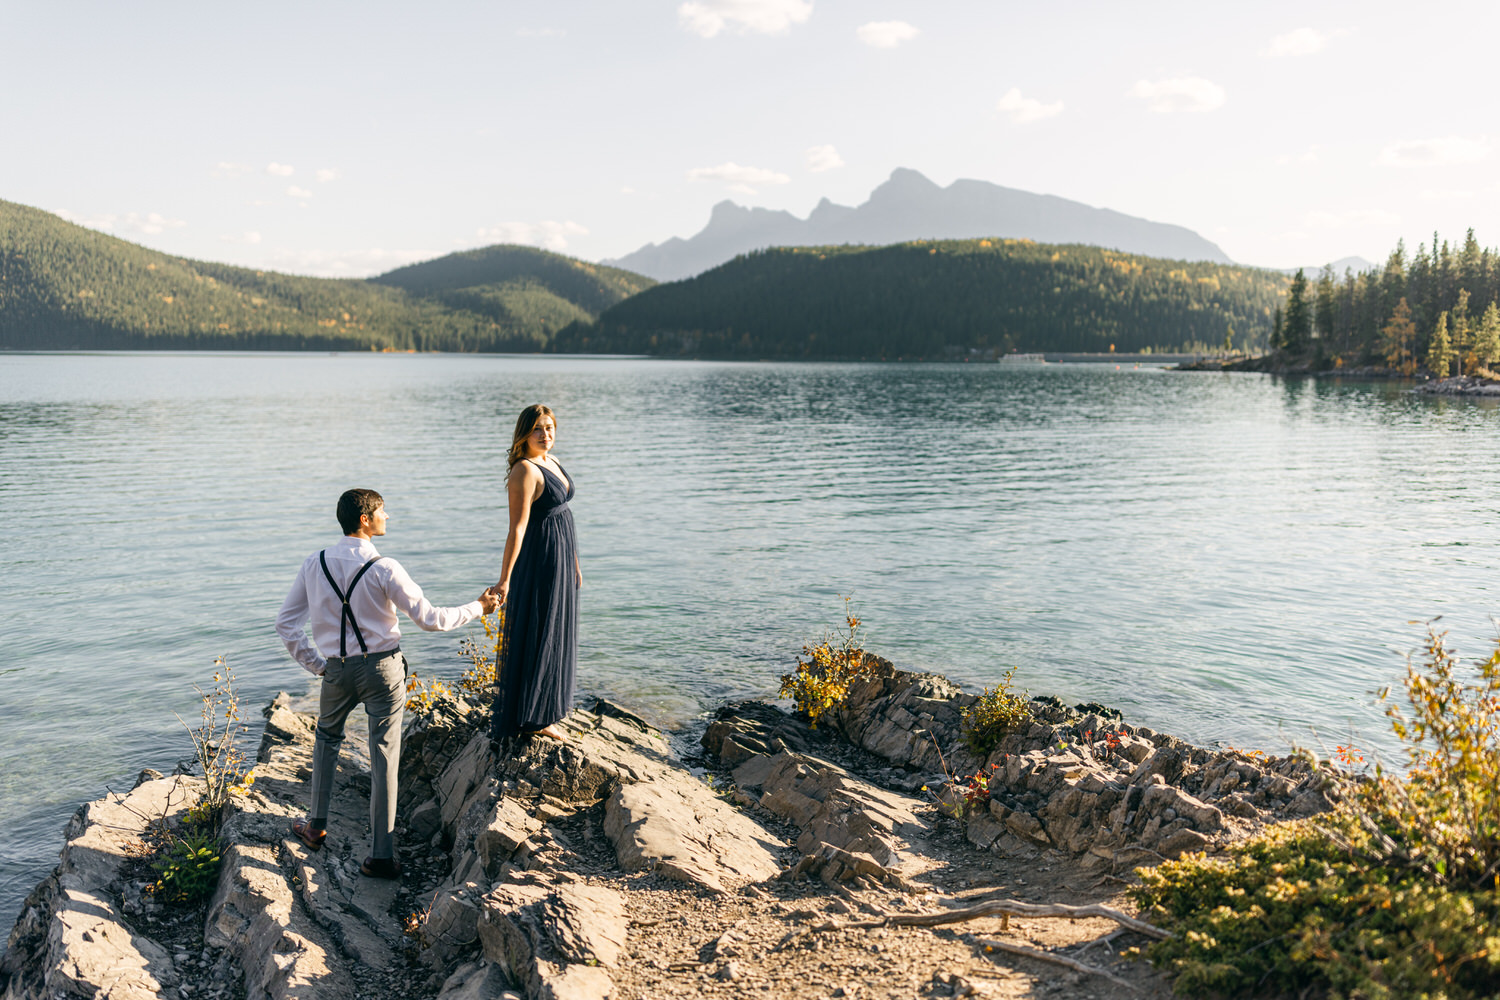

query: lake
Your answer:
[3,352,1499,930]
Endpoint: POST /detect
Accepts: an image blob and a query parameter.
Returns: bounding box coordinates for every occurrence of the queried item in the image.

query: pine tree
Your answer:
[1449,288,1471,375]
[1426,312,1453,377]
[1475,301,1500,371]
[1283,269,1311,354]
[1381,297,1417,372]
[1314,266,1336,342]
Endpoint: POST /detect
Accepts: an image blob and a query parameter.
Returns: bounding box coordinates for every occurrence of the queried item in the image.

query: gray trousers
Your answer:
[309,648,407,859]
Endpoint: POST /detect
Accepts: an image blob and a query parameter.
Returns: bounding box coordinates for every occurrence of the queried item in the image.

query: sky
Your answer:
[3,0,1498,278]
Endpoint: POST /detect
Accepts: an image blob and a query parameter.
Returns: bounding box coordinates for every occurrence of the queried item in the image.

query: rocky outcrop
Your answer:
[1416,373,1500,395]
[2,774,202,1000]
[8,656,1330,1000]
[706,656,1336,871]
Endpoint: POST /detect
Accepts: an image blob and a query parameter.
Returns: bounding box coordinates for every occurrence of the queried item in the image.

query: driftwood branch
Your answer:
[975,936,1137,991]
[809,897,1170,940]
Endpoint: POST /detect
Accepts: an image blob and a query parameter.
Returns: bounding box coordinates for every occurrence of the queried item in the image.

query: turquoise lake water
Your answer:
[3,352,1499,929]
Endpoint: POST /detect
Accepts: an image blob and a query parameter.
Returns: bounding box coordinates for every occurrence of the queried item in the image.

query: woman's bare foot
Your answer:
[535,724,567,741]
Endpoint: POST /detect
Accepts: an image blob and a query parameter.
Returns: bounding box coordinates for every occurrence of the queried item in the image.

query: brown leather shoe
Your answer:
[291,818,325,851]
[361,855,402,880]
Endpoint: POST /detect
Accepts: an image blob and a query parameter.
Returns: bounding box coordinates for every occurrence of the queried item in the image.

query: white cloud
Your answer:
[1275,146,1320,165]
[995,87,1064,124]
[220,231,263,244]
[678,0,812,38]
[856,20,919,48]
[1304,208,1400,229]
[805,144,844,172]
[1419,188,1477,201]
[212,161,252,178]
[516,27,565,37]
[264,247,438,278]
[474,220,588,251]
[1263,28,1328,57]
[266,162,295,176]
[315,168,339,183]
[287,186,313,199]
[1376,136,1490,167]
[55,209,186,236]
[686,162,791,191]
[1127,77,1226,113]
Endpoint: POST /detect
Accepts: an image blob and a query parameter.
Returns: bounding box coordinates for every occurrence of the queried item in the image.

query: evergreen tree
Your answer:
[1449,288,1471,375]
[1425,312,1453,377]
[1314,265,1336,342]
[1381,297,1417,372]
[1475,302,1500,370]
[1282,269,1312,353]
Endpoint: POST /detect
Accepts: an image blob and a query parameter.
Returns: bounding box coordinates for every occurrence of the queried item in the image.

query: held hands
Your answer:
[478,588,500,614]
[487,580,509,609]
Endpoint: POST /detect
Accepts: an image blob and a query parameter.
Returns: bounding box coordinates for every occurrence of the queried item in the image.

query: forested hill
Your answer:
[0,200,652,351]
[556,239,1289,359]
[369,246,653,332]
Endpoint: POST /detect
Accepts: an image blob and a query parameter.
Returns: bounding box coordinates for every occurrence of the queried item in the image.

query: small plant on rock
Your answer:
[176,656,249,823]
[456,610,506,699]
[149,831,222,905]
[404,672,455,714]
[779,598,871,728]
[407,611,507,714]
[960,667,1032,756]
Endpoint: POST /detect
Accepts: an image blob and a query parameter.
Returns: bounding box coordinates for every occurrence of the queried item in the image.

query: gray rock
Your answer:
[476,798,544,879]
[436,960,522,1000]
[603,774,780,893]
[408,797,443,842]
[477,882,618,999]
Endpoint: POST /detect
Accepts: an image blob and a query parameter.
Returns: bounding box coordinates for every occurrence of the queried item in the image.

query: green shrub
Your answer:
[1133,623,1500,998]
[960,667,1032,756]
[779,600,871,728]
[1359,624,1500,890]
[150,831,223,906]
[1134,814,1500,998]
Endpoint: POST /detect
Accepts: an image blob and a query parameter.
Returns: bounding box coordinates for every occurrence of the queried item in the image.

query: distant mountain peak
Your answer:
[708,199,750,221]
[877,167,942,195]
[607,169,1231,282]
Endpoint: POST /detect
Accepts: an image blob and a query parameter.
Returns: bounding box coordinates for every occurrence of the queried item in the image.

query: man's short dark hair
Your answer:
[337,489,384,534]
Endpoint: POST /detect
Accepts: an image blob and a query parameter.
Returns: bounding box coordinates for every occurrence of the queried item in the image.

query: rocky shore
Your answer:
[2,655,1341,1000]
[1413,373,1500,396]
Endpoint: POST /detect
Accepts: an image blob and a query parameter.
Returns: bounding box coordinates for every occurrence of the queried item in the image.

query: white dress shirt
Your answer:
[276,535,484,675]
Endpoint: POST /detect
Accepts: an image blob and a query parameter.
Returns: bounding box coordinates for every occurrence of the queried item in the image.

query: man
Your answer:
[275,488,497,878]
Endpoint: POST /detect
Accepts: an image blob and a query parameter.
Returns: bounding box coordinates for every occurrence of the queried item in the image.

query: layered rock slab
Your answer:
[2,775,200,1000]
[724,656,1341,868]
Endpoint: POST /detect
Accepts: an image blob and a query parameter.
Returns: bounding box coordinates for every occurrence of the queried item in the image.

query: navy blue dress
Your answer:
[492,460,578,742]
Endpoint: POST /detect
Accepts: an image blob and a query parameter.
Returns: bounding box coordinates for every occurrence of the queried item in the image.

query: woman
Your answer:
[491,404,580,743]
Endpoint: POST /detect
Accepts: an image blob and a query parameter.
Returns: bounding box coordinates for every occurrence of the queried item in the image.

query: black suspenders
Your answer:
[319,551,385,658]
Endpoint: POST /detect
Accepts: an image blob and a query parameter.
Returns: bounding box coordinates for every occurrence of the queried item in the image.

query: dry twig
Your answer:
[975,936,1137,990]
[807,897,1170,940]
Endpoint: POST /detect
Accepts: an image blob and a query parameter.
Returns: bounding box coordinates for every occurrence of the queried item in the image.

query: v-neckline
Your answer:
[532,459,571,496]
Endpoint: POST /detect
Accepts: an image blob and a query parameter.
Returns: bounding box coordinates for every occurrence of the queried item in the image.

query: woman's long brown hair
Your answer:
[507,404,556,470]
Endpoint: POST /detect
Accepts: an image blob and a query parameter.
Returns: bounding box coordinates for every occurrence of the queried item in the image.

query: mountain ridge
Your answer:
[0,199,651,351]
[607,168,1234,281]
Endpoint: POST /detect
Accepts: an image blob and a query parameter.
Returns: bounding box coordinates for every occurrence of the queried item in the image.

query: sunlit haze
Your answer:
[4,0,1496,276]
